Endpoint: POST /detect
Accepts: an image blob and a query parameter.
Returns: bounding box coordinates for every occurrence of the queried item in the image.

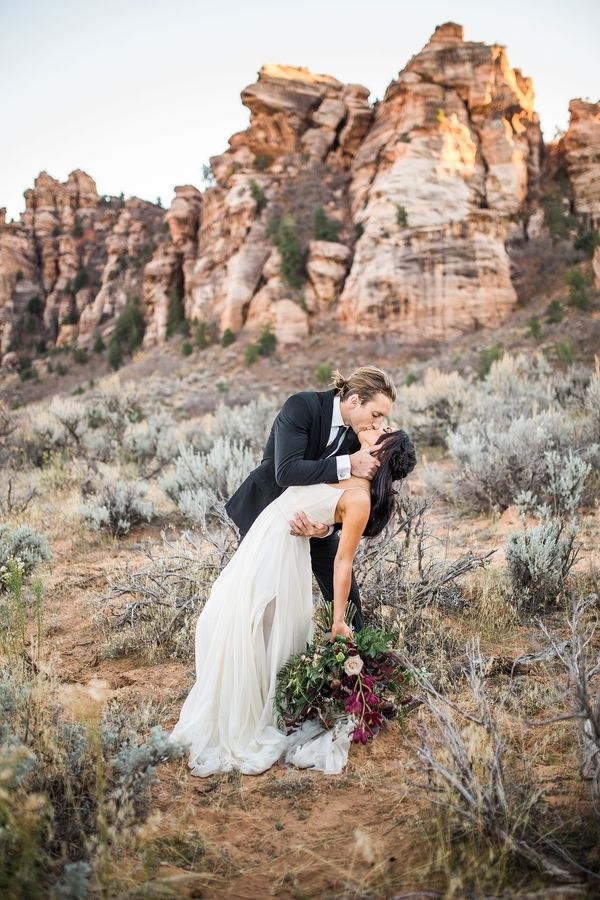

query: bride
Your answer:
[169,426,416,776]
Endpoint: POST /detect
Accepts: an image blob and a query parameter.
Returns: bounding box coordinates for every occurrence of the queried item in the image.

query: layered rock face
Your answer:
[0,171,165,359]
[561,100,600,227]
[337,22,541,336]
[181,64,372,345]
[1,24,598,363]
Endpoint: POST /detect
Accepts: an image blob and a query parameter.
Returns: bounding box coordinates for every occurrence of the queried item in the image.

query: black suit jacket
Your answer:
[225,389,360,535]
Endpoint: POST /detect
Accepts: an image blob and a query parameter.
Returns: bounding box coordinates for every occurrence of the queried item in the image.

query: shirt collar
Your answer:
[332,395,346,428]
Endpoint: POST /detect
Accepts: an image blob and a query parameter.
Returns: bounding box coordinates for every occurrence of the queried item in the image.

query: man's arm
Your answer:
[274,394,338,487]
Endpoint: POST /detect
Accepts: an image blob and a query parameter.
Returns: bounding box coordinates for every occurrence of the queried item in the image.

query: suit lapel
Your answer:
[317,390,336,455]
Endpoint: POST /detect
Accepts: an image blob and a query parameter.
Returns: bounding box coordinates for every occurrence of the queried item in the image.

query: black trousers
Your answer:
[309,532,364,630]
[238,529,364,630]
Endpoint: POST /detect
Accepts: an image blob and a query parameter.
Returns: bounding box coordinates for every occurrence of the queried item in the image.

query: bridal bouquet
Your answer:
[274,625,415,744]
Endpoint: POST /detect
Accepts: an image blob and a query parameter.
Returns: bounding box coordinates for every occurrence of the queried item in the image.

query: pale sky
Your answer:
[1,0,598,221]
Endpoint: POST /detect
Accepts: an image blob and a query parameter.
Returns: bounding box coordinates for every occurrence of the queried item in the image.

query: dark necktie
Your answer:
[324,426,347,458]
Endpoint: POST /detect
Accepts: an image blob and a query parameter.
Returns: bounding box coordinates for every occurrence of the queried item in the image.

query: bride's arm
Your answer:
[331,492,370,640]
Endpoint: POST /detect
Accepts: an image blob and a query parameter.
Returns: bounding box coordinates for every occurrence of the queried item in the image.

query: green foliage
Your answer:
[249,180,267,214]
[201,163,215,187]
[554,339,576,365]
[527,316,541,340]
[574,227,600,258]
[221,328,236,348]
[313,206,340,242]
[93,334,105,354]
[244,343,259,365]
[55,362,68,376]
[545,300,564,324]
[566,268,591,311]
[62,309,80,325]
[314,362,332,385]
[253,154,270,172]
[112,300,145,356]
[182,340,193,357]
[256,325,276,357]
[267,215,304,288]
[17,356,34,381]
[70,218,84,238]
[542,192,576,239]
[404,372,418,387]
[194,320,216,349]
[26,296,43,316]
[396,204,408,228]
[216,380,229,393]
[354,221,364,241]
[71,269,89,293]
[477,345,503,380]
[108,338,123,371]
[72,347,88,365]
[35,339,47,354]
[166,284,185,338]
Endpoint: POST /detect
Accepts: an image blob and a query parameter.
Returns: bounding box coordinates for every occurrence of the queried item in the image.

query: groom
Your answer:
[225,365,396,629]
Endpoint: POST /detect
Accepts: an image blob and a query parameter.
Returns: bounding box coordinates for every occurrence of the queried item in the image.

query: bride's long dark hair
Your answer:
[363,430,416,537]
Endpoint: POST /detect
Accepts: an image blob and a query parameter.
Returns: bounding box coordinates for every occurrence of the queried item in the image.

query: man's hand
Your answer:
[349,447,380,479]
[289,511,330,538]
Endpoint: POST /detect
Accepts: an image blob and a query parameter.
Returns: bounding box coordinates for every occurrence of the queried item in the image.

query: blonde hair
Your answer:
[331,366,396,403]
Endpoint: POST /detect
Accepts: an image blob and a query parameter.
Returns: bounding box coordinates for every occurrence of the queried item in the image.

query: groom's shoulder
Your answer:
[281,388,333,414]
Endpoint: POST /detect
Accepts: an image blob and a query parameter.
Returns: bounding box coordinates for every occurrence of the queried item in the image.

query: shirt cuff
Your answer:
[336,455,351,481]
[323,525,334,537]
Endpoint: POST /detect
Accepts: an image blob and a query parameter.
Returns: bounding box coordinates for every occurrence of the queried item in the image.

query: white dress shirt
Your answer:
[328,395,351,481]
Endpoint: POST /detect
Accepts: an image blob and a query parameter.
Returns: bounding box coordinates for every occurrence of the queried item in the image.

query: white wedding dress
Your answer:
[169,482,356,776]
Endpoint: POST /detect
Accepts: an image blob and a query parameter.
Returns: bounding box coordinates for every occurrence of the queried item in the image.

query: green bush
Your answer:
[574,227,600,258]
[354,221,364,241]
[221,328,236,348]
[477,345,503,380]
[249,180,267,214]
[527,316,541,340]
[396,204,408,227]
[542,193,576,239]
[253,154,270,172]
[244,343,259,364]
[166,284,185,338]
[256,325,276,357]
[314,362,332,385]
[71,269,89,293]
[182,340,193,356]
[404,372,418,387]
[268,215,304,289]
[35,339,47,354]
[93,334,105,353]
[113,300,145,353]
[61,309,80,325]
[194,320,216,349]
[554,340,576,365]
[545,300,564,324]
[108,338,123,371]
[72,347,88,365]
[313,207,340,242]
[55,362,68,376]
[26,296,43,316]
[566,269,591,311]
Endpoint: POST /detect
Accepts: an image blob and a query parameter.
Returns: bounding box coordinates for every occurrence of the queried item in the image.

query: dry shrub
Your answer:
[99,524,236,662]
[412,640,591,892]
[0,567,185,896]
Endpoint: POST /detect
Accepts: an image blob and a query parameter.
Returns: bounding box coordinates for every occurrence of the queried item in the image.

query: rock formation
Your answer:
[337,22,541,336]
[1,24,598,365]
[561,99,600,227]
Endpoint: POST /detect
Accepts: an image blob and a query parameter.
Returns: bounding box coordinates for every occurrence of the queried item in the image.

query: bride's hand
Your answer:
[331,620,353,641]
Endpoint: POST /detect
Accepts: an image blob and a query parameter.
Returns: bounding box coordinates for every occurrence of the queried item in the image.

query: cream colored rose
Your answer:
[344,655,364,676]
